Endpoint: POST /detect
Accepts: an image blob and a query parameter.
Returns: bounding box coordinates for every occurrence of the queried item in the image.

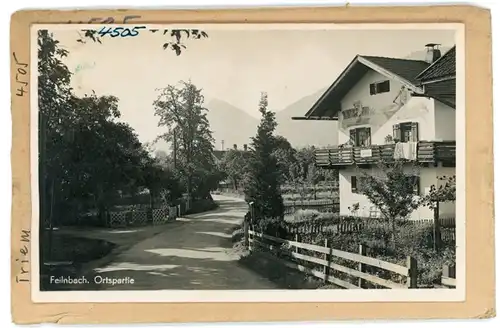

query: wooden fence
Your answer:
[246,228,418,289]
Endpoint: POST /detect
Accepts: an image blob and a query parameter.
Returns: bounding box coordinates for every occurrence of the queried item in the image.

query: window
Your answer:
[351,176,357,193]
[349,127,371,147]
[393,122,419,142]
[369,80,390,95]
[407,175,421,195]
[351,176,367,194]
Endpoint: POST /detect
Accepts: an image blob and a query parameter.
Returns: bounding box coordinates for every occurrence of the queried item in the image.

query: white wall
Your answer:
[341,70,402,113]
[339,165,456,220]
[434,101,456,141]
[337,69,436,145]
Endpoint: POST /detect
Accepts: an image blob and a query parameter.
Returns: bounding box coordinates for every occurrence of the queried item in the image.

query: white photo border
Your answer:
[30,23,466,303]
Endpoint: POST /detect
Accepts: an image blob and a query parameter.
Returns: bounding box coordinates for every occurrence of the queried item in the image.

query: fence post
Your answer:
[433,201,442,251]
[406,256,418,288]
[243,219,249,249]
[358,244,367,288]
[294,234,299,254]
[323,238,329,282]
[249,201,255,227]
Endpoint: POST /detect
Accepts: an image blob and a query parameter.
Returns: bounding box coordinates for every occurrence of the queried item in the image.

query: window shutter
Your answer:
[365,128,372,146]
[411,122,419,142]
[351,176,357,193]
[350,129,357,145]
[381,80,390,93]
[411,176,420,195]
[393,124,401,141]
[369,83,376,95]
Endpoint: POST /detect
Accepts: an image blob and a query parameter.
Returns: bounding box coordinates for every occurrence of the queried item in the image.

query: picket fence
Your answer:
[245,227,456,289]
[107,205,180,228]
[285,217,456,242]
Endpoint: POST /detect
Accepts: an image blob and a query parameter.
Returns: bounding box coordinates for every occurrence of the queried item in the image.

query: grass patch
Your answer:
[230,219,333,289]
[238,250,322,289]
[39,234,116,291]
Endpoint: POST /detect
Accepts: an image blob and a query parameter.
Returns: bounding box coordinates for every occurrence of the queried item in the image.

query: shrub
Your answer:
[231,228,244,243]
[289,209,321,222]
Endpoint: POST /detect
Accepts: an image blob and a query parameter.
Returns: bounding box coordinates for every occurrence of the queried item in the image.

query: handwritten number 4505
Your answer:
[98,26,146,38]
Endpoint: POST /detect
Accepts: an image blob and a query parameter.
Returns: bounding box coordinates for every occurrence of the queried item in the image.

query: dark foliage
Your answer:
[244,93,285,236]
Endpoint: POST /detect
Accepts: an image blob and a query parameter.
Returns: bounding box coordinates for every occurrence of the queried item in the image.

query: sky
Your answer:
[51,25,456,145]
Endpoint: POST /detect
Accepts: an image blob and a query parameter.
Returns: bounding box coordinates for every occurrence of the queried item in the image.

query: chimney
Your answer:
[424,43,441,64]
[233,144,237,150]
[221,140,224,151]
[243,144,248,151]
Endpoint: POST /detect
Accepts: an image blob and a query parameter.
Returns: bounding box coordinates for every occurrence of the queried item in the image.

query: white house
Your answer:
[294,44,456,220]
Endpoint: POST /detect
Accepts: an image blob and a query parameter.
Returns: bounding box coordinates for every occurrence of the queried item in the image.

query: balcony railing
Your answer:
[315,141,456,168]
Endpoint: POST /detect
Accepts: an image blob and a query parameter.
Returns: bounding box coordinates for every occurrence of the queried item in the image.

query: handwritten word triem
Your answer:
[97,26,147,38]
[13,52,28,97]
[16,230,30,283]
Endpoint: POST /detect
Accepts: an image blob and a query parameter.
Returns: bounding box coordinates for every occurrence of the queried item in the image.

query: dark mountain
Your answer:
[205,98,259,151]
[154,91,339,154]
[274,88,338,148]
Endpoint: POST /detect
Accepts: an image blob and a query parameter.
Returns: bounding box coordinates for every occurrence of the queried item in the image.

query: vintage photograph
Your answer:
[32,23,462,300]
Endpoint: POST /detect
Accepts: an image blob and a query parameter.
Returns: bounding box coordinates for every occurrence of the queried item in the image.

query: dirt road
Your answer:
[85,195,276,290]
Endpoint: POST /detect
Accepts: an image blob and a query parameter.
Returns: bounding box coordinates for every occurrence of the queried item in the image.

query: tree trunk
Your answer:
[433,201,442,252]
[173,127,177,169]
[39,111,48,262]
[391,217,397,250]
[97,186,107,226]
[47,178,56,263]
[187,176,192,211]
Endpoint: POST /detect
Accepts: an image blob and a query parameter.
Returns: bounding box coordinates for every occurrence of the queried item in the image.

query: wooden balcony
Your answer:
[315,141,456,168]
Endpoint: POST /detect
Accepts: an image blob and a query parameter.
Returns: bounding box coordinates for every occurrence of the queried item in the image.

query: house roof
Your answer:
[361,56,430,85]
[212,150,227,161]
[415,46,456,82]
[416,46,456,109]
[301,55,430,120]
[420,78,456,108]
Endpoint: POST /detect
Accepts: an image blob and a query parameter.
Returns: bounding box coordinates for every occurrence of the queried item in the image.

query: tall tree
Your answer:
[38,30,73,229]
[38,31,164,223]
[38,31,163,264]
[244,93,285,235]
[221,148,252,190]
[153,81,217,201]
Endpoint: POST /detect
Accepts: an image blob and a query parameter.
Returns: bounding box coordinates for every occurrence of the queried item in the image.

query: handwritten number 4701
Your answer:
[98,26,146,38]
